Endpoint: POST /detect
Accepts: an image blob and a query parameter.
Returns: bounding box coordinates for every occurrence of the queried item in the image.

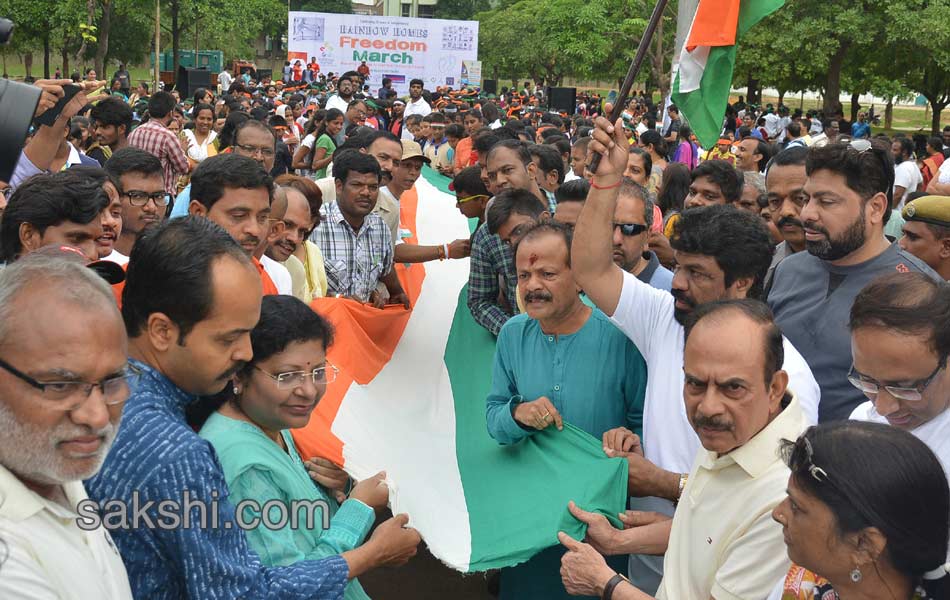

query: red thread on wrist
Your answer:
[590,178,622,190]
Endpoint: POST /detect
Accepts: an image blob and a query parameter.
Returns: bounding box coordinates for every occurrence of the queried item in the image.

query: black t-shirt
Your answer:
[86,146,109,167]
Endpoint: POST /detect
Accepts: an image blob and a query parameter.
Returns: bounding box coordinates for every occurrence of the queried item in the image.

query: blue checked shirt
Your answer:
[310,201,394,302]
[85,360,349,600]
[467,223,519,336]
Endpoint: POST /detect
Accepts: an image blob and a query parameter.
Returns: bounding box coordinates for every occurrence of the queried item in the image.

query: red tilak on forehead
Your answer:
[529,253,538,265]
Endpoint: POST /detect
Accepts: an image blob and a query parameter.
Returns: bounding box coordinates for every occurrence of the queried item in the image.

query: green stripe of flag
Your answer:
[673,0,785,149]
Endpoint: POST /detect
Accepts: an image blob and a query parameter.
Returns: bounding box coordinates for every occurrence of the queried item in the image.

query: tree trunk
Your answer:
[62,42,70,77]
[931,102,946,136]
[76,0,96,65]
[778,89,786,106]
[94,0,112,77]
[169,0,181,89]
[172,0,180,90]
[822,42,849,114]
[652,14,668,100]
[43,31,51,79]
[24,52,33,79]
[884,98,893,130]
[746,73,760,105]
[850,91,860,123]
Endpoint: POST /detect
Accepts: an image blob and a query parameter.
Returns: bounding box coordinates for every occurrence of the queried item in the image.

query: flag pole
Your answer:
[589,0,671,174]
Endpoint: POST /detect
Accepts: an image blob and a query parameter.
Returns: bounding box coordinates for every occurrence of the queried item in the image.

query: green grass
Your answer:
[0,58,155,85]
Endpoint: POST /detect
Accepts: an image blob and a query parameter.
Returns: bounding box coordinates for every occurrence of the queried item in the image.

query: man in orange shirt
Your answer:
[187,153,280,295]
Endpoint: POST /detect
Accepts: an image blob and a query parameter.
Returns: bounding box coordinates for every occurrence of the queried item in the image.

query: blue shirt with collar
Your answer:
[85,359,349,599]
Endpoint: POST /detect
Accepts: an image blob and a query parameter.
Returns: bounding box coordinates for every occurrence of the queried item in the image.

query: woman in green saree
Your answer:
[199,295,419,598]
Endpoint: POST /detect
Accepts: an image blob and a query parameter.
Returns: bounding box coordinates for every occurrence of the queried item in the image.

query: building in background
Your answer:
[368,0,438,17]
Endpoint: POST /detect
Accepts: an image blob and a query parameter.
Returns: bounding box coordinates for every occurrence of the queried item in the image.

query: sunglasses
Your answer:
[457,194,489,204]
[613,222,648,236]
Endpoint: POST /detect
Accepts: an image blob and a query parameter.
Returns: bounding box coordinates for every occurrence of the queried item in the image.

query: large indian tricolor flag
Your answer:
[671,0,785,148]
[291,167,627,572]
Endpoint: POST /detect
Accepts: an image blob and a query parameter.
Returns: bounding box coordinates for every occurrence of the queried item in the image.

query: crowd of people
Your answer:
[0,63,949,600]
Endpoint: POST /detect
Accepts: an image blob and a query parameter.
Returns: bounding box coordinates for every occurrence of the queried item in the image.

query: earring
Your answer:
[233,385,240,395]
[850,567,862,583]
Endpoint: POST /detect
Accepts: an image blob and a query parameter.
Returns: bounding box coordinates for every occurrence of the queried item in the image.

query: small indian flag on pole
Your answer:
[671,0,785,149]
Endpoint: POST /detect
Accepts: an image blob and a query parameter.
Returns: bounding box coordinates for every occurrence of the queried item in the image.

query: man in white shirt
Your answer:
[402,78,431,140]
[0,251,133,600]
[217,68,233,94]
[763,108,782,140]
[325,74,355,113]
[559,300,804,600]
[257,187,293,295]
[892,137,922,208]
[847,272,950,483]
[570,116,819,594]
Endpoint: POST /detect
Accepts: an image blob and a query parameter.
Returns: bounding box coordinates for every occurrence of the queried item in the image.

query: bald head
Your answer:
[0,252,119,346]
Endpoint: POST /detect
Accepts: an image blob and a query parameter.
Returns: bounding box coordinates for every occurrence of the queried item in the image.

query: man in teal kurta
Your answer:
[485,220,648,600]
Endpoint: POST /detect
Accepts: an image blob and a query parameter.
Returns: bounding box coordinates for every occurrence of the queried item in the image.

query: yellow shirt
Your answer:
[657,395,805,600]
[286,241,328,301]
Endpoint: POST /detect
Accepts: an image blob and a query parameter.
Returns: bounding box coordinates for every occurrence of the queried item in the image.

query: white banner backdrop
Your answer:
[288,12,479,95]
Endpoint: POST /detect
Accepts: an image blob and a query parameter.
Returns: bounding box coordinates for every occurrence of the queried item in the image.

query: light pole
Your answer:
[154,0,161,91]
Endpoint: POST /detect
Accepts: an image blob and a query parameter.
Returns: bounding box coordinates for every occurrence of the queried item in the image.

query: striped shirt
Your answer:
[85,359,349,599]
[310,200,393,302]
[127,120,189,196]
[467,223,519,336]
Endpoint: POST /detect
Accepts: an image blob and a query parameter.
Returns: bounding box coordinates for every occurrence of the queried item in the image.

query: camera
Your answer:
[0,18,43,183]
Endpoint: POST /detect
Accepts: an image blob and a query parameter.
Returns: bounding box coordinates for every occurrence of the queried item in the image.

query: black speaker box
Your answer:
[482,79,497,95]
[177,66,213,98]
[546,86,577,113]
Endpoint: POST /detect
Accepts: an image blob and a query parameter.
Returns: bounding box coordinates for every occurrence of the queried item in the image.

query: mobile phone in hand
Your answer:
[34,84,81,127]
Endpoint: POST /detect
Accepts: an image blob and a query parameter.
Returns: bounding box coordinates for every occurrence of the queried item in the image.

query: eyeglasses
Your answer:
[119,190,172,207]
[0,187,12,199]
[0,356,131,411]
[847,359,946,402]
[254,363,339,390]
[457,194,489,204]
[235,144,276,159]
[613,223,648,236]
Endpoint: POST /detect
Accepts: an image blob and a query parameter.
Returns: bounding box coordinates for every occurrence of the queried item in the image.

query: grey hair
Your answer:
[744,171,767,205]
[0,254,117,345]
[618,177,655,229]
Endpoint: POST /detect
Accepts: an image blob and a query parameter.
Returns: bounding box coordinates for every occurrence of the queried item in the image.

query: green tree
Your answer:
[435,0,492,20]
[885,0,950,133]
[297,0,353,11]
[477,0,650,88]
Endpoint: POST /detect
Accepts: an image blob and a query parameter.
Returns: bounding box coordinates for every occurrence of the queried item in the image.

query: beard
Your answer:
[804,206,867,261]
[0,401,116,485]
[671,288,696,325]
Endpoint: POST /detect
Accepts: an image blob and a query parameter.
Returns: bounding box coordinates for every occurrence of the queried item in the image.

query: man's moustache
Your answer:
[525,291,553,302]
[777,216,803,229]
[693,414,734,431]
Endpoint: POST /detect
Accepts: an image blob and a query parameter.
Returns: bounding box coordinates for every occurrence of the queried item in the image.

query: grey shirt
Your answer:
[767,242,939,422]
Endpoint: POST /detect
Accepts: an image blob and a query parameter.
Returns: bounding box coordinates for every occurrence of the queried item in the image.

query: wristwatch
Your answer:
[676,473,689,501]
[602,573,630,600]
